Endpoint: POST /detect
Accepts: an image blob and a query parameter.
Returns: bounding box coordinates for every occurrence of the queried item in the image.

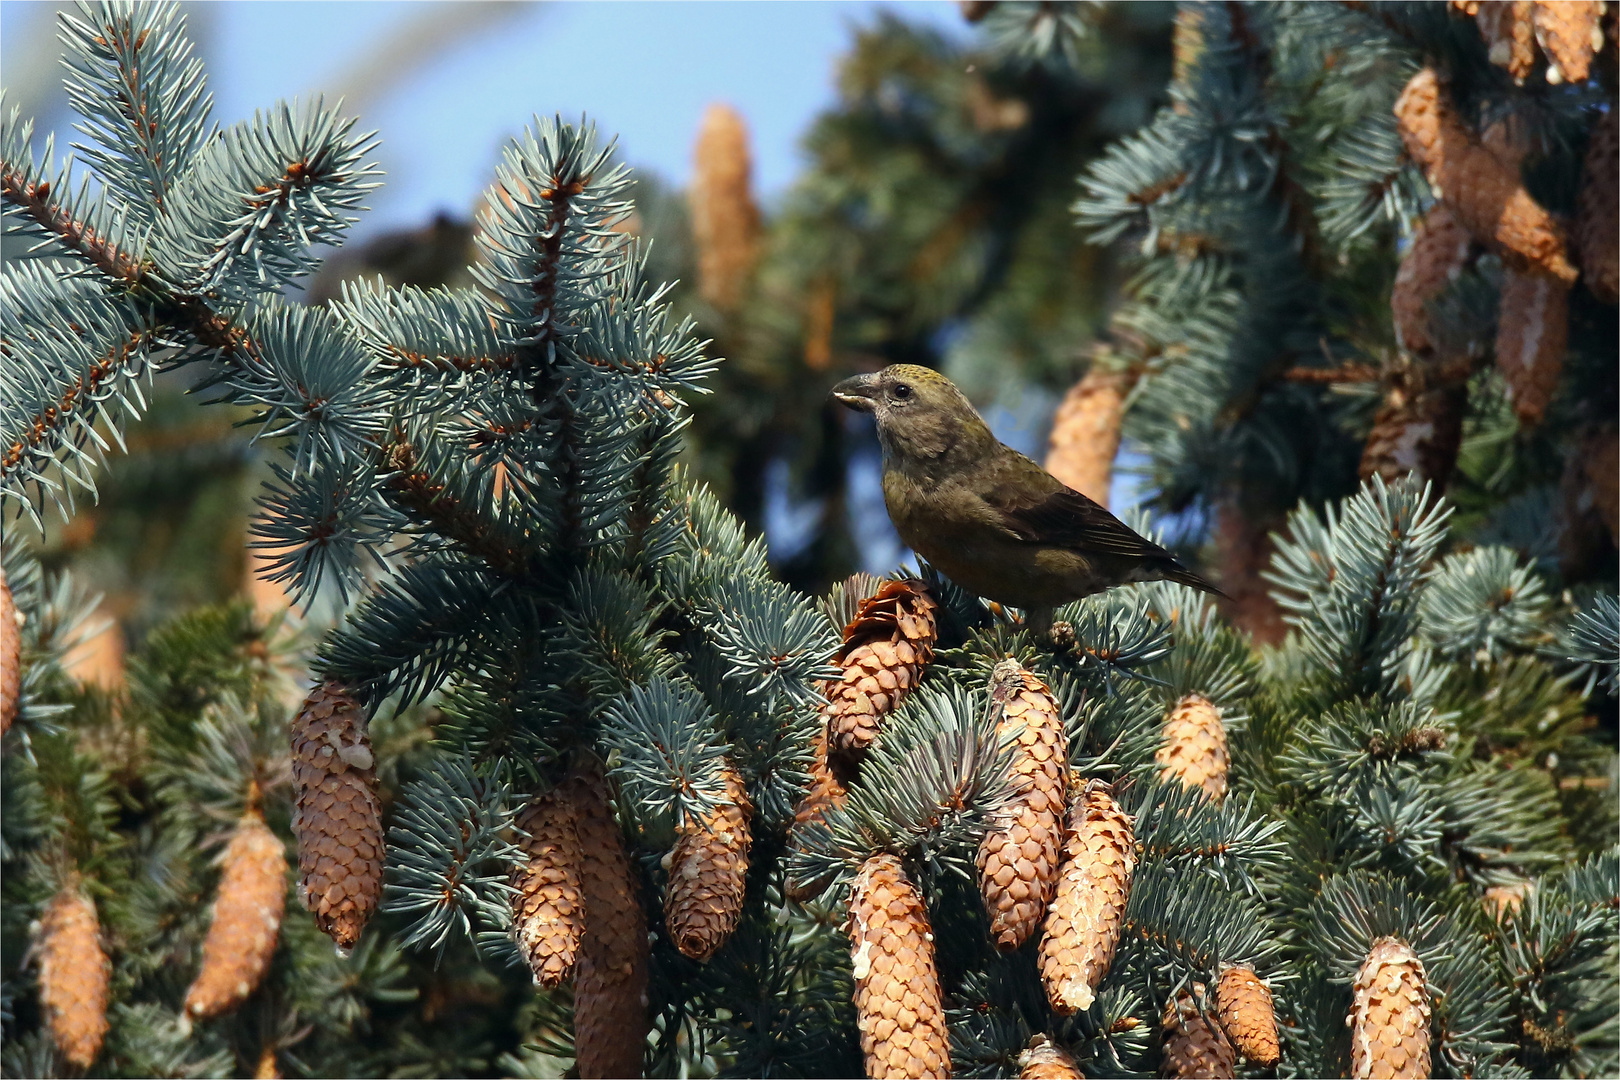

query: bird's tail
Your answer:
[1154,559,1230,600]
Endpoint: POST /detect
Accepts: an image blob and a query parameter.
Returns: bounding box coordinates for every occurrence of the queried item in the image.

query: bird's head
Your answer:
[830,364,995,466]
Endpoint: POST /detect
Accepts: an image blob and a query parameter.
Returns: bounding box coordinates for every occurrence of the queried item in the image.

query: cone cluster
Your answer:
[1495,267,1570,426]
[690,103,762,314]
[1348,937,1432,1080]
[847,853,951,1079]
[1161,985,1237,1079]
[1155,693,1230,802]
[185,808,288,1021]
[511,788,586,987]
[1039,781,1135,1015]
[37,880,110,1070]
[291,681,384,950]
[1216,965,1280,1066]
[1018,1034,1083,1079]
[978,661,1069,951]
[665,762,753,961]
[1044,367,1131,505]
[1,569,18,735]
[1576,111,1617,304]
[1391,205,1472,356]
[825,578,940,756]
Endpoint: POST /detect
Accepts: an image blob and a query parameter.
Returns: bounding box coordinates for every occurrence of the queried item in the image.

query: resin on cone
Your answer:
[290,681,384,950]
[665,762,752,961]
[825,579,939,756]
[1391,205,1472,356]
[1,569,18,735]
[1044,367,1131,505]
[977,660,1069,951]
[690,103,762,313]
[1161,985,1237,1079]
[510,787,586,988]
[185,808,288,1021]
[1576,111,1617,304]
[37,879,110,1070]
[1495,267,1570,426]
[1038,780,1135,1015]
[1216,966,1279,1066]
[568,766,650,1080]
[1349,937,1432,1080]
[1155,693,1229,802]
[1531,0,1603,82]
[1018,1034,1083,1079]
[847,853,952,1079]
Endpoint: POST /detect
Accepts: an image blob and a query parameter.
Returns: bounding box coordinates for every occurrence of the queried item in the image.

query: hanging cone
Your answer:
[690,103,762,314]
[1349,937,1432,1080]
[1495,267,1571,426]
[847,853,952,1079]
[1476,1,1538,81]
[510,787,586,988]
[1391,205,1473,356]
[1155,693,1230,802]
[290,681,384,950]
[825,579,939,756]
[37,878,110,1070]
[1576,111,1618,304]
[1018,1034,1083,1079]
[665,762,752,962]
[977,661,1069,951]
[1216,966,1279,1066]
[184,808,288,1021]
[793,721,849,829]
[1161,985,1237,1079]
[1038,781,1135,1015]
[1044,367,1132,505]
[568,766,650,1080]
[1394,68,1577,285]
[1,568,18,735]
[1531,0,1603,83]
[1360,367,1469,488]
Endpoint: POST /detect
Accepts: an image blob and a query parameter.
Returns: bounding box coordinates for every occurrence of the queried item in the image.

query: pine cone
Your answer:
[1532,0,1603,82]
[690,103,762,313]
[511,787,586,988]
[1349,937,1432,1080]
[1019,1034,1083,1079]
[568,766,650,1080]
[1360,374,1469,488]
[1476,1,1538,81]
[1576,111,1618,304]
[1155,693,1230,802]
[1392,205,1473,356]
[255,1044,281,1079]
[1161,986,1237,1079]
[1495,267,1571,426]
[1216,966,1279,1067]
[825,579,939,756]
[1482,880,1531,918]
[1044,368,1132,505]
[848,853,952,1079]
[666,762,752,961]
[978,661,1069,951]
[1172,4,1205,88]
[1,568,18,735]
[185,808,288,1021]
[1039,781,1135,1015]
[290,681,384,950]
[793,720,849,829]
[37,879,110,1070]
[1583,428,1619,545]
[1394,68,1577,285]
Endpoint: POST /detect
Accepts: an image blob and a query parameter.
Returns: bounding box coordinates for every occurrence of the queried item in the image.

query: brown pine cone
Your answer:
[1495,267,1571,426]
[1394,69,1577,285]
[37,878,110,1070]
[1482,880,1532,918]
[568,766,650,1080]
[977,661,1069,951]
[1532,0,1603,82]
[666,762,752,962]
[1161,986,1237,1079]
[1349,938,1432,1080]
[1360,374,1469,488]
[1039,781,1136,1015]
[255,1043,281,1079]
[291,681,384,950]
[185,808,288,1021]
[1392,205,1473,355]
[848,853,952,1079]
[1019,1034,1084,1079]
[1044,367,1132,505]
[1155,693,1230,802]
[1,568,18,735]
[793,720,849,829]
[1216,966,1279,1067]
[690,103,762,314]
[1476,1,1538,82]
[825,579,939,756]
[1576,111,1618,304]
[511,787,586,988]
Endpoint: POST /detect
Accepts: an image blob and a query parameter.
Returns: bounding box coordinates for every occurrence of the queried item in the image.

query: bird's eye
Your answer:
[892,384,913,400]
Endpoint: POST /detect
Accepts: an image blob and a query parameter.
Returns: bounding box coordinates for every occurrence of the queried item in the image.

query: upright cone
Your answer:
[1216,965,1279,1066]
[1576,111,1618,304]
[1349,937,1432,1080]
[977,661,1069,951]
[37,879,110,1070]
[1156,694,1230,802]
[290,681,384,949]
[690,103,762,314]
[1,569,18,735]
[1495,267,1570,426]
[568,766,650,1080]
[1019,1034,1083,1079]
[185,808,288,1021]
[510,787,586,988]
[1039,781,1136,1015]
[848,854,951,1079]
[666,763,752,961]
[825,579,939,756]
[1161,986,1237,1079]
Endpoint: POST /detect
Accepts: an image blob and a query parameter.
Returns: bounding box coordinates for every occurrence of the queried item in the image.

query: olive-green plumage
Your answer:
[831,365,1221,635]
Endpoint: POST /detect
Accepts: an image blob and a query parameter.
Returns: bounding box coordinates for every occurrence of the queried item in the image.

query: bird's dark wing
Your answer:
[986,483,1175,561]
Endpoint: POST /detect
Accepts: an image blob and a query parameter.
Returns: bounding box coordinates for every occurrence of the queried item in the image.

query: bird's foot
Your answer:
[1046,620,1076,651]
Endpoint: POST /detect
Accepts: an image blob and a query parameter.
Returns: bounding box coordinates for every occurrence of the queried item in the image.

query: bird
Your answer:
[830,363,1223,639]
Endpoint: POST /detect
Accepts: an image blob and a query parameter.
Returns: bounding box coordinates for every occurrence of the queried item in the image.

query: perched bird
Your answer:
[830,364,1222,638]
